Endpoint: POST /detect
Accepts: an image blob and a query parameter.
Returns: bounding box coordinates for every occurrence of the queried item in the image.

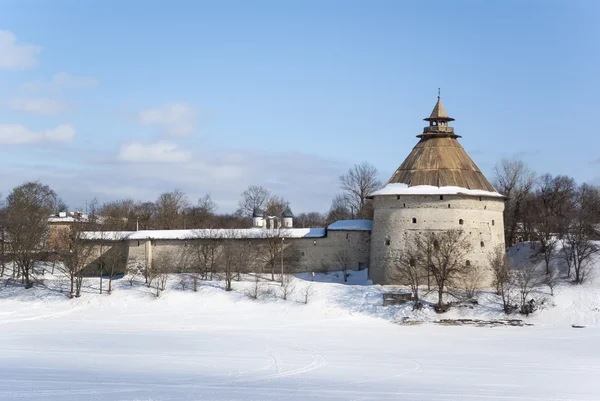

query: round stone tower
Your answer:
[368,96,505,285]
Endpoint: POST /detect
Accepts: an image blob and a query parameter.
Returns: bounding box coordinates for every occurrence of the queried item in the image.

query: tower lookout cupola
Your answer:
[420,96,458,138]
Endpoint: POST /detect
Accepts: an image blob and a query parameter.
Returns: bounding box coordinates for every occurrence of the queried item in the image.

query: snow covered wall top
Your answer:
[82,220,375,241]
[368,183,503,198]
[327,220,373,231]
[82,227,327,241]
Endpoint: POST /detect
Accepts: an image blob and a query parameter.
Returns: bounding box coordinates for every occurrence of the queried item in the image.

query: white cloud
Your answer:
[0,123,75,144]
[138,103,196,136]
[0,30,41,70]
[118,141,192,163]
[9,97,70,115]
[21,72,99,91]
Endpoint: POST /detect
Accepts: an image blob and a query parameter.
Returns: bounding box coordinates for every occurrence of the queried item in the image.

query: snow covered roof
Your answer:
[327,220,373,231]
[82,227,326,241]
[368,183,504,198]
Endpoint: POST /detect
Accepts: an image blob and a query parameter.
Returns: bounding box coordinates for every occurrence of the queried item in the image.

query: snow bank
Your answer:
[369,183,503,198]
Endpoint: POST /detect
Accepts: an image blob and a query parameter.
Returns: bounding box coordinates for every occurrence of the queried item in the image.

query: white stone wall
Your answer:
[369,194,505,285]
[122,230,371,274]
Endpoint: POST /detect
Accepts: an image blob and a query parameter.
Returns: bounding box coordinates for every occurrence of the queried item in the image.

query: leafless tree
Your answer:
[543,267,560,296]
[126,261,143,286]
[280,274,296,300]
[100,199,136,230]
[532,174,576,274]
[460,266,484,300]
[415,230,473,311]
[4,182,56,288]
[184,194,218,228]
[247,272,263,300]
[134,201,156,230]
[326,194,352,224]
[513,263,543,315]
[154,189,190,229]
[493,158,536,246]
[339,162,381,219]
[386,243,425,309]
[264,195,288,217]
[333,249,350,282]
[148,252,173,296]
[301,282,315,304]
[59,218,97,298]
[220,240,237,292]
[488,245,518,313]
[101,233,127,294]
[560,183,600,283]
[237,185,271,218]
[295,212,326,228]
[258,227,288,281]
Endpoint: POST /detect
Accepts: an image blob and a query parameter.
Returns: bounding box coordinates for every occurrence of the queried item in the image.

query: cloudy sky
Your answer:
[0,0,598,213]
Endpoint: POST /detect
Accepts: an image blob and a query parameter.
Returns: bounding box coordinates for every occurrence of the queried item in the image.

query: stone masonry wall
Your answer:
[121,230,371,274]
[369,194,505,286]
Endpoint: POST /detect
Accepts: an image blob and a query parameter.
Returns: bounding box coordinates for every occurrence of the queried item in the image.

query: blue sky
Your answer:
[0,0,598,213]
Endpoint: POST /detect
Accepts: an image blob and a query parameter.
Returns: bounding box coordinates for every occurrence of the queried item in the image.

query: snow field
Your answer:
[0,266,599,400]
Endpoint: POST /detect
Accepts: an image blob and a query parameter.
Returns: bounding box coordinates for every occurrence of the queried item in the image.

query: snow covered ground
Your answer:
[1,265,600,400]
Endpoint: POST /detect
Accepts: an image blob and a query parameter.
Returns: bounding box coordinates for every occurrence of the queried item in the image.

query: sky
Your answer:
[0,0,598,214]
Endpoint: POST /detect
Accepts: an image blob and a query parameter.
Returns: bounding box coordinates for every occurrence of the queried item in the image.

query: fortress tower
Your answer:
[368,96,505,284]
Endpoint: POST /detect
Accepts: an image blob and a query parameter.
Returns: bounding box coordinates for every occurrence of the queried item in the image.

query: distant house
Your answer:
[48,211,101,250]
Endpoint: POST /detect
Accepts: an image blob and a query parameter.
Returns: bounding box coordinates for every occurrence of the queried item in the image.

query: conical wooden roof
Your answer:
[387,98,497,192]
[424,96,454,122]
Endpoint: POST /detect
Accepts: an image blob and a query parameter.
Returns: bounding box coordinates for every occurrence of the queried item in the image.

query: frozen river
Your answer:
[1,287,599,401]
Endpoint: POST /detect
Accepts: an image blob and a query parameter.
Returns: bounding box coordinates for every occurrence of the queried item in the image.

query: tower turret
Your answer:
[252,208,265,228]
[282,204,293,228]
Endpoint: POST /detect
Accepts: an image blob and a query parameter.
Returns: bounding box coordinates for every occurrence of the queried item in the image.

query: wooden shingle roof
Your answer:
[387,98,497,192]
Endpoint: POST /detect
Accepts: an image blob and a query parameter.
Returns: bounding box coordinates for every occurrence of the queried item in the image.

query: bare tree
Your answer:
[532,174,576,274]
[301,282,315,304]
[514,263,543,315]
[493,158,536,246]
[134,201,156,230]
[100,199,136,230]
[560,183,600,283]
[543,266,559,296]
[4,182,56,288]
[416,230,473,311]
[247,272,263,300]
[387,244,425,309]
[237,185,271,218]
[488,246,517,313]
[295,212,326,228]
[333,249,350,282]
[264,195,288,217]
[60,218,97,298]
[280,274,296,300]
[155,189,190,229]
[148,252,173,296]
[258,227,288,281]
[326,194,352,225]
[460,266,484,300]
[102,233,127,294]
[339,162,381,219]
[184,194,218,228]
